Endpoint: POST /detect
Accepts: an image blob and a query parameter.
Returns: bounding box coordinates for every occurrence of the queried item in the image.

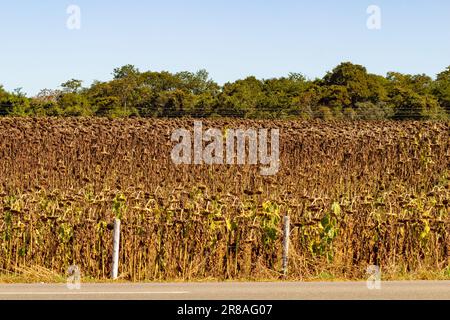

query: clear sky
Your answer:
[1,0,449,96]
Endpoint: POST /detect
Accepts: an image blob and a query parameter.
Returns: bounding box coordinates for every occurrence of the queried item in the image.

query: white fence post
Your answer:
[112,218,121,280]
[282,215,290,277]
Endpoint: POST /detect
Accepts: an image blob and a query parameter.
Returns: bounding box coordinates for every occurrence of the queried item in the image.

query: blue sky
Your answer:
[0,0,449,96]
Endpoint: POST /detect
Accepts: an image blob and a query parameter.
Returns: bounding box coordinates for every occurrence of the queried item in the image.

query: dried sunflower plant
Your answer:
[0,118,448,282]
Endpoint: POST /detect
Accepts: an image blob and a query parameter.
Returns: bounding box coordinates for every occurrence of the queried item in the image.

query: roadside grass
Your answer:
[0,266,448,284]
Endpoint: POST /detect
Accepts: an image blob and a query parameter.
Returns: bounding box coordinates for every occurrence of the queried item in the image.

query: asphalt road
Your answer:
[0,281,448,300]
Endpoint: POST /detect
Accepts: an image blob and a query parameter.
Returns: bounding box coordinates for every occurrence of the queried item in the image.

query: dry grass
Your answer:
[0,266,64,283]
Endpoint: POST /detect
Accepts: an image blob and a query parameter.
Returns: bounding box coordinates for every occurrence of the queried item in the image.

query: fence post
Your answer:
[112,218,121,280]
[282,215,290,277]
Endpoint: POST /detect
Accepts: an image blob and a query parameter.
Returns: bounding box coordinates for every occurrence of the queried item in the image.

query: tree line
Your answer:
[1,62,450,120]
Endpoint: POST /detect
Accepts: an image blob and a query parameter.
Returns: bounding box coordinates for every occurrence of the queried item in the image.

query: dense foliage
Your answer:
[1,62,450,120]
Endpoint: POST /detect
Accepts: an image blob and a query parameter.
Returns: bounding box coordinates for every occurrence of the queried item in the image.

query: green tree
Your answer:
[323,62,383,107]
[61,79,83,93]
[319,85,351,109]
[189,93,217,118]
[315,106,333,120]
[390,87,446,120]
[175,69,219,95]
[433,66,450,115]
[29,89,62,116]
[0,87,30,116]
[151,89,193,118]
[354,101,394,120]
[113,64,140,80]
[58,92,92,116]
[217,77,264,117]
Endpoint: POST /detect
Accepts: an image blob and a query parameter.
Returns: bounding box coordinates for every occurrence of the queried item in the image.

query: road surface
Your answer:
[0,281,448,300]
